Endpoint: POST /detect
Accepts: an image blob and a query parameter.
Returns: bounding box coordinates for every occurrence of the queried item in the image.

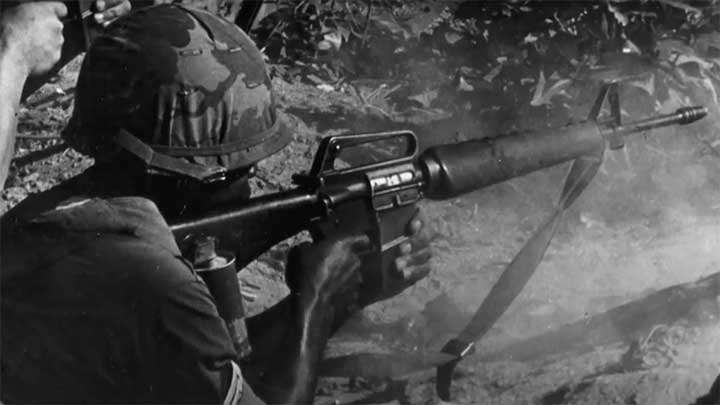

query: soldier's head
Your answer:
[64,4,290,218]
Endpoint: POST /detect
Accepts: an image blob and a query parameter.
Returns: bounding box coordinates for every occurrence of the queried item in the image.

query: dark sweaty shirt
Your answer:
[1,195,262,404]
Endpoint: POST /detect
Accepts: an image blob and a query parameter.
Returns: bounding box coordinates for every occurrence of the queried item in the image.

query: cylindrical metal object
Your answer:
[419,122,605,199]
[601,106,708,137]
[192,237,252,359]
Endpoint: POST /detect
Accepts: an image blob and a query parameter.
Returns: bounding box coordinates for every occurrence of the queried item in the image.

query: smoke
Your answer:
[354,58,720,375]
[313,28,720,401]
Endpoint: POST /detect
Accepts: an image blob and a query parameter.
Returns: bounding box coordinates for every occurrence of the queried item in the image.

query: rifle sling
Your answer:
[436,154,603,400]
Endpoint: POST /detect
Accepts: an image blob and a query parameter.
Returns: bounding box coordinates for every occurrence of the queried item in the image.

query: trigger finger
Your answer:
[406,217,422,236]
[405,208,428,235]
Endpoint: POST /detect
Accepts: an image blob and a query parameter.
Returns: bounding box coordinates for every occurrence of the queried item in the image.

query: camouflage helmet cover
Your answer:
[65,4,291,181]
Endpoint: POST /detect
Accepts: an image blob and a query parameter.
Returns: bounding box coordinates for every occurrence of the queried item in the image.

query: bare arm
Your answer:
[0,2,67,187]
[244,236,367,404]
[246,290,337,404]
[0,0,134,188]
[244,211,432,403]
[0,42,27,188]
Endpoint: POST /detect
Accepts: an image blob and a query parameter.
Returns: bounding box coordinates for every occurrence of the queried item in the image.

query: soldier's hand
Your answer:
[0,2,67,76]
[93,0,132,27]
[285,235,369,304]
[358,208,433,306]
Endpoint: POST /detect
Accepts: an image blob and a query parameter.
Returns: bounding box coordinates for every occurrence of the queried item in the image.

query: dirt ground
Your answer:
[5,54,720,405]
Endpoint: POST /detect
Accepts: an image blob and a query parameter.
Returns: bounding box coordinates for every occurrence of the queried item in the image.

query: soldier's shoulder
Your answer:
[5,195,179,255]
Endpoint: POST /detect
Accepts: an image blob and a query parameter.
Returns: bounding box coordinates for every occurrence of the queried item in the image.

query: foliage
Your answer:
[249,0,720,138]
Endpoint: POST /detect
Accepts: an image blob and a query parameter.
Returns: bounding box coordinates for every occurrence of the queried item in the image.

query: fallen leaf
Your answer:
[622,39,641,54]
[444,31,463,44]
[674,54,714,70]
[530,71,572,107]
[322,31,343,50]
[317,40,333,51]
[627,73,655,96]
[523,33,538,44]
[306,74,325,85]
[336,26,351,42]
[607,3,628,26]
[676,69,719,105]
[457,77,474,92]
[483,64,503,83]
[530,70,547,106]
[316,84,335,92]
[408,90,439,108]
[656,0,702,15]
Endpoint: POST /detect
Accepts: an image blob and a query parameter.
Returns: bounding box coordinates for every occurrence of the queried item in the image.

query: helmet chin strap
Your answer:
[113,129,228,182]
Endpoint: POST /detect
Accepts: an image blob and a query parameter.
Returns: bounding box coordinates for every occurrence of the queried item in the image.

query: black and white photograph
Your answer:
[1,1,720,404]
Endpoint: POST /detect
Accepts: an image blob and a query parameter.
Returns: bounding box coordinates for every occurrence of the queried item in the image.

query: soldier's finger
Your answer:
[96,0,125,10]
[411,232,431,250]
[402,263,431,283]
[95,0,130,24]
[405,246,432,268]
[242,280,262,290]
[395,256,408,272]
[406,208,429,235]
[344,234,371,253]
[406,217,422,236]
[395,245,432,272]
[50,2,69,18]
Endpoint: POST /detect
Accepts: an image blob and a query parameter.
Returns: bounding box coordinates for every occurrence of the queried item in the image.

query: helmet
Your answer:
[64,4,291,182]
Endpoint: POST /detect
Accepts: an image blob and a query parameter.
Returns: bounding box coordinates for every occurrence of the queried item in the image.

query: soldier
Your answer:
[1,4,431,404]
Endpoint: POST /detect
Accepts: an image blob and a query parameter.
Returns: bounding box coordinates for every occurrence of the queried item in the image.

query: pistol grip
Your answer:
[375,204,418,289]
[309,199,418,294]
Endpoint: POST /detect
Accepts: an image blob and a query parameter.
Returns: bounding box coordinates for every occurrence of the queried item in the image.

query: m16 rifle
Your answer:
[171,84,706,284]
[170,83,707,400]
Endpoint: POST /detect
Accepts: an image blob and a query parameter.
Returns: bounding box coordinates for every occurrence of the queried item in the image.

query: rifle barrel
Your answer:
[419,106,708,199]
[603,106,707,137]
